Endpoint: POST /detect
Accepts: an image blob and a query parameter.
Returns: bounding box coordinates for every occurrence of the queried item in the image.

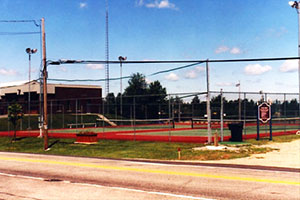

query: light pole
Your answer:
[289,1,300,117]
[25,48,38,130]
[118,56,127,117]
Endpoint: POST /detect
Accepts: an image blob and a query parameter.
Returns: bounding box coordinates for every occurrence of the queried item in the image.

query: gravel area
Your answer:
[202,139,300,169]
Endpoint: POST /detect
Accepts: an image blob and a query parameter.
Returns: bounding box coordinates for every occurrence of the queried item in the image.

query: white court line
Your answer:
[0,172,215,200]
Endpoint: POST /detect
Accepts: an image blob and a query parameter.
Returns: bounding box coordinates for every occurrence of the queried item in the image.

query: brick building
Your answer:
[0,80,102,115]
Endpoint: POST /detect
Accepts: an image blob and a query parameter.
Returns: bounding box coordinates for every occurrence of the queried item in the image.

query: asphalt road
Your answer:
[0,152,299,200]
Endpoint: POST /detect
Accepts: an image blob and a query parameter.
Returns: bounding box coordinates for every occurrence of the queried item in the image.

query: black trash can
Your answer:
[228,123,243,142]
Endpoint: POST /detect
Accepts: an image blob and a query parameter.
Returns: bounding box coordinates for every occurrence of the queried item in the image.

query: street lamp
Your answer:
[289,1,300,117]
[118,56,127,117]
[25,48,38,130]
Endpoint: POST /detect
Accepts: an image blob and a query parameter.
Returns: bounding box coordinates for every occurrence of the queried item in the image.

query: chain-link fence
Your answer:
[0,91,299,140]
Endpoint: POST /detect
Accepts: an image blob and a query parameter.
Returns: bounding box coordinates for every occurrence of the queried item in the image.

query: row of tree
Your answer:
[105,73,299,120]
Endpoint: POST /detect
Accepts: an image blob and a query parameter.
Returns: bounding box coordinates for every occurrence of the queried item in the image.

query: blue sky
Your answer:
[0,0,299,97]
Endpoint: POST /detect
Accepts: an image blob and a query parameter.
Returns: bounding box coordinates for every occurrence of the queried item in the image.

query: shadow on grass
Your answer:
[48,140,60,149]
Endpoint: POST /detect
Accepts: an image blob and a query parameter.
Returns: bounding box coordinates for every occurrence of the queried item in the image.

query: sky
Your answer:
[0,0,299,100]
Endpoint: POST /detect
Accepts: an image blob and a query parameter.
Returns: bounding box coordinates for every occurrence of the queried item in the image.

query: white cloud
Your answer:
[138,0,177,10]
[230,47,242,54]
[279,60,298,73]
[145,78,152,84]
[165,73,179,81]
[215,46,229,54]
[185,70,197,79]
[215,46,243,55]
[195,66,205,72]
[79,2,87,8]
[86,64,104,70]
[185,66,205,79]
[0,68,17,76]
[244,64,272,75]
[60,67,67,72]
[216,82,234,87]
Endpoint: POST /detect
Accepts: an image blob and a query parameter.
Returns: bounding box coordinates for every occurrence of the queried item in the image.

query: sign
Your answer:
[258,102,271,123]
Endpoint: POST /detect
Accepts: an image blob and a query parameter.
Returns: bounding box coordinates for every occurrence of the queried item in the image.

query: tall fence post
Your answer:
[50,100,53,129]
[206,60,212,143]
[133,96,136,141]
[243,93,247,135]
[75,99,78,131]
[220,89,224,142]
[284,93,286,134]
[168,95,171,141]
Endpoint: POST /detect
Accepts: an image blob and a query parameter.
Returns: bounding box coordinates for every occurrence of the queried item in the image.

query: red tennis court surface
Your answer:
[0,128,297,143]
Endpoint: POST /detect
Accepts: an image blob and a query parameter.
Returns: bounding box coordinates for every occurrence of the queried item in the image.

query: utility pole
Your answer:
[41,18,48,150]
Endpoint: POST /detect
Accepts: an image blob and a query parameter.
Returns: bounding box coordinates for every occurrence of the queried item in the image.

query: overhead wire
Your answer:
[47,62,205,82]
[0,31,40,35]
[46,56,300,83]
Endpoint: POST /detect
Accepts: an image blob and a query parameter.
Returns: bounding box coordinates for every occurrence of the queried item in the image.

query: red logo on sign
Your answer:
[258,102,271,123]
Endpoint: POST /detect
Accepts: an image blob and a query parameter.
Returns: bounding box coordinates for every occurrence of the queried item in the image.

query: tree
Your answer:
[191,96,200,104]
[123,73,147,96]
[122,73,168,119]
[8,103,23,142]
[106,93,116,115]
[147,81,167,118]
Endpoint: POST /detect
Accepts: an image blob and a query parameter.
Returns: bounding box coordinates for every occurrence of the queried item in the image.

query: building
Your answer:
[0,80,102,115]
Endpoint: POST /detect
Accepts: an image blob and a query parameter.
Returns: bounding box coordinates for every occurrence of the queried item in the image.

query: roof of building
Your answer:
[0,80,101,98]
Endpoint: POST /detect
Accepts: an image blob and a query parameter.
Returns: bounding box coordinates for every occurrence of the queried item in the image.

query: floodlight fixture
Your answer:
[118,56,127,117]
[118,56,127,61]
[289,1,298,8]
[26,48,38,54]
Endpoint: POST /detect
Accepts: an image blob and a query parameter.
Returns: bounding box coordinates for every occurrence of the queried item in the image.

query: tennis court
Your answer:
[4,117,293,143]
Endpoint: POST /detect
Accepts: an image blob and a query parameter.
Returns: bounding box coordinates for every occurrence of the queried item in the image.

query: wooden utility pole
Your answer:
[41,18,48,150]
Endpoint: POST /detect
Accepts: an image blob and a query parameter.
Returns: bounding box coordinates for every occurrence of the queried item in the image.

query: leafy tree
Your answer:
[191,96,200,104]
[8,103,23,142]
[106,93,116,115]
[124,73,147,96]
[147,81,167,118]
[122,73,168,119]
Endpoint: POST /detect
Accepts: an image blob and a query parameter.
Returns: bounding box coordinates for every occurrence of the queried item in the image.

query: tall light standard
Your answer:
[118,56,127,117]
[289,1,300,117]
[25,48,38,130]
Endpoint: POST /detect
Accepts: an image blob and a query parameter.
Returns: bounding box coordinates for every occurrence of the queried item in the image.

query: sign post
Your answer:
[257,102,272,140]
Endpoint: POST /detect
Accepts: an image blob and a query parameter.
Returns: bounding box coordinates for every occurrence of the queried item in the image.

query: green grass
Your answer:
[247,134,300,145]
[1,135,295,161]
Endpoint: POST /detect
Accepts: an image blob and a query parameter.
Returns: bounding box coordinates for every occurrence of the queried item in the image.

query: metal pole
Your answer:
[297,8,300,119]
[220,89,224,142]
[243,93,247,135]
[120,62,122,116]
[238,80,241,121]
[206,60,212,143]
[28,53,31,130]
[42,18,48,150]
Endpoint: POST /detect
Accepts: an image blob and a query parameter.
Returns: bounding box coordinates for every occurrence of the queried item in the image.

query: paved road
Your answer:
[0,152,299,200]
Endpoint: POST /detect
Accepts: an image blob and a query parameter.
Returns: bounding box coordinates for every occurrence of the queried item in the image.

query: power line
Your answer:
[46,56,300,82]
[47,62,204,82]
[48,76,132,82]
[0,20,40,27]
[47,56,300,65]
[0,31,40,35]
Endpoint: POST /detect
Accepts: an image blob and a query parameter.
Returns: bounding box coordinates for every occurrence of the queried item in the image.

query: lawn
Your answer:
[1,134,298,161]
